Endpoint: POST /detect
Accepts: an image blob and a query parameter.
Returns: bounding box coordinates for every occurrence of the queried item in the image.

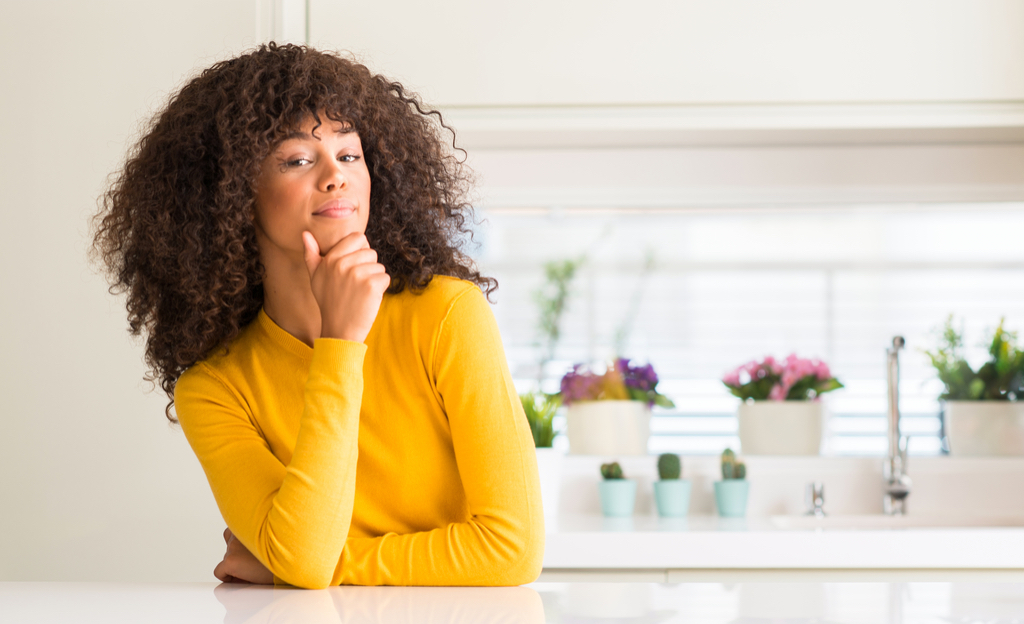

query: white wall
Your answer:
[2,0,1023,584]
[0,0,258,582]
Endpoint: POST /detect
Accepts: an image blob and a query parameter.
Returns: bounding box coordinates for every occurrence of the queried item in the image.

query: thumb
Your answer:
[302,231,322,277]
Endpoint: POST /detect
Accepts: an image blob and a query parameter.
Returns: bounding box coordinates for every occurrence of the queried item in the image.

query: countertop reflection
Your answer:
[216,584,542,624]
[4,580,1024,623]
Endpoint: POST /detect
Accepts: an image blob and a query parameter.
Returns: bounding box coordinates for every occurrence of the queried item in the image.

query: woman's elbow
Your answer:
[266,550,339,589]
[258,530,345,589]
[274,567,335,590]
[494,532,545,586]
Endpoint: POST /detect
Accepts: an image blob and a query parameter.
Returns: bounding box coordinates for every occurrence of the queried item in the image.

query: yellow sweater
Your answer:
[174,276,544,589]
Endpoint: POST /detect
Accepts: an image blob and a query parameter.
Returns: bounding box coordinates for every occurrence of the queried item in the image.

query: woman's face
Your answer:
[253,115,371,259]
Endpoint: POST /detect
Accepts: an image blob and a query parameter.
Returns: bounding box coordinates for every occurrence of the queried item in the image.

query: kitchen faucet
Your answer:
[884,336,911,515]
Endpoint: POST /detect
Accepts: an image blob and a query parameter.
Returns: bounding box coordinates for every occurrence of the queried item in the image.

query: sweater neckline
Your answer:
[256,308,314,361]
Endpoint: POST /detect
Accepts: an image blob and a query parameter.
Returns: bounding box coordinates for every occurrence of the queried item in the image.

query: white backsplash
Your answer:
[554,455,1024,518]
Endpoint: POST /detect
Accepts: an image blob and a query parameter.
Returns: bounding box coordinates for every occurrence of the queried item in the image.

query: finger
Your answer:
[214,560,230,583]
[350,263,388,280]
[302,231,322,277]
[369,272,392,291]
[333,248,380,269]
[321,231,370,259]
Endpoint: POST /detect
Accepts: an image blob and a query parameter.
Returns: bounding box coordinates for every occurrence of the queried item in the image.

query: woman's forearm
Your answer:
[177,340,365,589]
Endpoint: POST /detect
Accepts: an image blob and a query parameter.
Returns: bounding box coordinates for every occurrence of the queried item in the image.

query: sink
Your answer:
[770,514,1024,530]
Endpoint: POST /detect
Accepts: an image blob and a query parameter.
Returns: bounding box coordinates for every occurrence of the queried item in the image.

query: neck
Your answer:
[260,244,321,348]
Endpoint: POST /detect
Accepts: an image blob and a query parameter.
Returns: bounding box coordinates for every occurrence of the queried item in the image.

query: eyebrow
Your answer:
[279,126,356,142]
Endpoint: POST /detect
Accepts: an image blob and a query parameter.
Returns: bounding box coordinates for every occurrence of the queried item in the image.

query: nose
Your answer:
[318,159,346,192]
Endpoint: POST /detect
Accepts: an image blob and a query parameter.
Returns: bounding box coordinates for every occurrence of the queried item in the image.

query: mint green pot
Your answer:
[599,479,637,517]
[653,479,691,517]
[714,479,749,517]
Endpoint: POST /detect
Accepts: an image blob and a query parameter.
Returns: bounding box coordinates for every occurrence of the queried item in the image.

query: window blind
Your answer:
[473,203,1024,456]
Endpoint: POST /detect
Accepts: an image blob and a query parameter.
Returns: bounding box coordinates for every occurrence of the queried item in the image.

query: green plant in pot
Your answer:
[534,257,584,386]
[924,316,1024,456]
[521,392,563,524]
[526,257,582,523]
[598,461,636,517]
[653,453,690,518]
[924,316,1024,402]
[520,392,559,448]
[714,448,749,517]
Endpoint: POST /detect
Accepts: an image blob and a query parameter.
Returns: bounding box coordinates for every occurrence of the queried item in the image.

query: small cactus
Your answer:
[657,453,681,480]
[600,461,624,480]
[721,448,746,480]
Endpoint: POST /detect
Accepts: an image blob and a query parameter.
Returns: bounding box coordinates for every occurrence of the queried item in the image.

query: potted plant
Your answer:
[559,358,675,455]
[521,392,563,524]
[524,257,583,525]
[534,257,584,385]
[598,461,636,517]
[924,316,1024,456]
[714,449,749,518]
[653,453,690,517]
[722,354,843,455]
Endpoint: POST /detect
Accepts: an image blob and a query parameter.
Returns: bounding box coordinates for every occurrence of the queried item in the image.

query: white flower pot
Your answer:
[737,401,823,455]
[945,401,1024,456]
[533,447,563,527]
[565,400,651,455]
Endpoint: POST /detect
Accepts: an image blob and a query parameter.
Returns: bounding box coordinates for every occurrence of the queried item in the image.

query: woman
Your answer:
[93,43,543,589]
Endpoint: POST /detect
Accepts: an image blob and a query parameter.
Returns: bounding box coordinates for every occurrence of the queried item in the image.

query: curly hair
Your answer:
[93,43,495,422]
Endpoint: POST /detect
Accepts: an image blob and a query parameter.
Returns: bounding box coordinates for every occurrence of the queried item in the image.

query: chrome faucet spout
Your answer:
[884,336,911,515]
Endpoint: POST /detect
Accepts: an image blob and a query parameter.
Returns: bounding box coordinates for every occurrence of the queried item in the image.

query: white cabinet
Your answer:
[299,2,1024,203]
[310,0,1024,107]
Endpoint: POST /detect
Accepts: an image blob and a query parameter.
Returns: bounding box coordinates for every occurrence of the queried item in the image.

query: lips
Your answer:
[313,199,357,218]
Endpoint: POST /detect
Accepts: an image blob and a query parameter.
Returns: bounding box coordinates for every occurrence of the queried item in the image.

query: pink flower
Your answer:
[781,369,801,388]
[723,353,842,401]
[784,354,811,379]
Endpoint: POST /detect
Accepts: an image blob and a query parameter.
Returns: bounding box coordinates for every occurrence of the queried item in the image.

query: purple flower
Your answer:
[559,364,602,405]
[624,362,658,392]
[559,358,668,407]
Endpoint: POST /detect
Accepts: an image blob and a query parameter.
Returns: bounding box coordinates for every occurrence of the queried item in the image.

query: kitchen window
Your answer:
[473,202,1024,456]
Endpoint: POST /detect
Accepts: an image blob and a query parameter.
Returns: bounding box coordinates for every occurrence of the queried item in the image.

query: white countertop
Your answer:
[5,581,1024,623]
[543,513,1024,570]
[538,456,1024,571]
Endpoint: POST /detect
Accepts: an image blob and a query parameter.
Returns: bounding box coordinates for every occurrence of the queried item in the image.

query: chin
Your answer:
[312,224,365,252]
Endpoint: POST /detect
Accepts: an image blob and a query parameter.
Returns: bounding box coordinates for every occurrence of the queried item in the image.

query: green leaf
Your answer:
[968,378,986,400]
[626,387,648,403]
[653,394,676,408]
[815,378,844,394]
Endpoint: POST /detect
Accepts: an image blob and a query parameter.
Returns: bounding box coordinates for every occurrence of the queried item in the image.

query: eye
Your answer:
[338,154,361,163]
[286,157,312,167]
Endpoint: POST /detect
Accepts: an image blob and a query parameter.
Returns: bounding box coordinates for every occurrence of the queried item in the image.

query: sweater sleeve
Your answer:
[175,339,365,589]
[335,287,545,586]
